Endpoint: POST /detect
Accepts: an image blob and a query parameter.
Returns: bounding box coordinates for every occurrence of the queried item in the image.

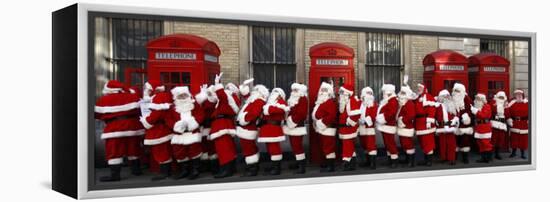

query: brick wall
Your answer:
[406,35,438,88]
[513,41,529,95]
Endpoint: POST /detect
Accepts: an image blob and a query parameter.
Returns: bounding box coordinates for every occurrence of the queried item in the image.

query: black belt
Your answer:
[493,118,506,122]
[216,115,235,119]
[107,115,134,122]
[203,119,212,127]
[438,121,452,126]
[265,120,282,125]
[476,119,490,124]
[416,115,427,118]
[513,117,528,121]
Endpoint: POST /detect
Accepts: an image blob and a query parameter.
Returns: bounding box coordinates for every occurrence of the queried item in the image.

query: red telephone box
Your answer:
[423,50,469,95]
[146,34,221,94]
[308,42,355,163]
[468,53,510,99]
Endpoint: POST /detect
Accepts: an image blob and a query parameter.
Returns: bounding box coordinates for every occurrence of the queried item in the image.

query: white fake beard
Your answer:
[316,92,330,105]
[174,98,194,113]
[362,95,374,107]
[267,92,280,105]
[443,99,457,115]
[339,95,349,113]
[246,91,263,103]
[452,92,465,110]
[398,94,409,106]
[474,99,484,109]
[495,98,506,116]
[287,92,301,107]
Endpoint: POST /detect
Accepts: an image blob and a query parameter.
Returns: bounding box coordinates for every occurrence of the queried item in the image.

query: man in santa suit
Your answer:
[414,83,437,166]
[139,80,174,181]
[312,82,338,172]
[435,90,460,165]
[490,91,510,160]
[471,93,493,163]
[236,84,269,176]
[507,89,529,159]
[258,88,289,175]
[452,83,474,164]
[358,87,378,169]
[376,84,399,168]
[283,83,309,174]
[95,80,144,182]
[194,84,219,174]
[337,84,361,171]
[209,73,241,178]
[165,86,205,180]
[396,84,417,167]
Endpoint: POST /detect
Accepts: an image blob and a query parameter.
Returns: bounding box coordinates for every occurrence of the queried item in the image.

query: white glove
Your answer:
[507,118,513,127]
[286,116,297,128]
[451,117,459,126]
[214,72,223,85]
[462,113,471,125]
[397,117,405,128]
[316,119,327,130]
[238,112,249,126]
[346,117,357,127]
[471,106,479,115]
[173,120,186,133]
[426,118,434,129]
[243,78,254,85]
[365,116,373,127]
[200,84,207,94]
[376,114,386,125]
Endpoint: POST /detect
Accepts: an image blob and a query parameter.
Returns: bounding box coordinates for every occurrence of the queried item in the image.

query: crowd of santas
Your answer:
[95,73,529,182]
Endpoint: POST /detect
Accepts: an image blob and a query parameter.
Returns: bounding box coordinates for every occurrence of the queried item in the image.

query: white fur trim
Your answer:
[245,152,260,164]
[239,84,250,97]
[461,113,471,125]
[416,128,436,136]
[95,102,139,114]
[376,113,387,125]
[101,129,145,139]
[257,136,286,143]
[510,128,529,134]
[209,154,218,160]
[377,124,397,134]
[406,149,416,154]
[171,132,202,145]
[422,100,437,107]
[316,119,327,130]
[460,147,471,152]
[148,103,171,110]
[283,126,307,136]
[295,153,306,161]
[474,132,492,139]
[213,83,224,91]
[346,117,358,127]
[200,153,209,160]
[187,117,200,131]
[316,127,337,136]
[195,91,208,105]
[436,126,457,134]
[271,154,283,161]
[140,116,153,129]
[368,150,377,155]
[326,152,336,159]
[143,134,174,145]
[236,126,258,140]
[191,153,203,160]
[359,125,376,136]
[127,156,138,160]
[200,127,211,137]
[238,111,250,126]
[107,158,123,165]
[456,127,474,135]
[286,116,297,128]
[226,91,240,114]
[209,129,237,140]
[339,132,358,139]
[176,157,189,163]
[397,128,415,137]
[390,154,399,159]
[491,120,508,131]
[426,117,435,124]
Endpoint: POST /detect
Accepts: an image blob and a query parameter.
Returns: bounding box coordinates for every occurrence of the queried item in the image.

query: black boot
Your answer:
[243,163,259,177]
[509,149,517,158]
[368,155,377,170]
[407,154,416,167]
[269,161,282,175]
[486,151,493,162]
[462,152,469,164]
[200,160,210,172]
[320,159,336,172]
[390,158,398,168]
[424,154,433,167]
[521,150,527,159]
[294,160,306,174]
[494,147,502,160]
[214,161,234,178]
[129,159,142,176]
[173,161,190,180]
[152,163,171,181]
[210,159,219,175]
[343,158,356,171]
[188,158,201,180]
[476,152,489,163]
[288,160,299,170]
[100,164,121,182]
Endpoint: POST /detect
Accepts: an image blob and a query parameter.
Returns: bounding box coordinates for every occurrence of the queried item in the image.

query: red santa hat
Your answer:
[102,80,126,94]
[417,82,429,94]
[145,80,165,92]
[452,83,466,93]
[475,93,487,104]
[399,85,415,99]
[253,84,270,99]
[271,87,286,100]
[319,82,335,97]
[291,83,308,95]
[225,83,239,95]
[381,84,396,94]
[494,91,507,100]
[171,86,193,100]
[514,89,524,96]
[361,87,373,98]
[340,84,354,96]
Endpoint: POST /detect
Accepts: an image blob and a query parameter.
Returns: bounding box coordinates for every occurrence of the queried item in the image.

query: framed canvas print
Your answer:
[52,3,536,199]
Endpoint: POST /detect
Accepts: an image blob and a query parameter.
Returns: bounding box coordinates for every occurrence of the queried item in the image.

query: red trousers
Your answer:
[417,133,435,154]
[341,138,356,161]
[213,134,237,166]
[510,133,528,150]
[359,135,377,155]
[399,136,415,154]
[491,129,506,149]
[438,133,456,161]
[320,135,336,159]
[150,141,172,164]
[382,133,399,158]
[265,142,283,161]
[456,135,472,152]
[104,136,142,165]
[240,138,259,164]
[476,138,493,152]
[289,136,305,160]
[172,143,202,162]
[201,136,216,160]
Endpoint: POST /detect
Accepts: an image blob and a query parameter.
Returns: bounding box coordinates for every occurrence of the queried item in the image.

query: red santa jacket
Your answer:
[473,103,492,139]
[490,100,510,131]
[397,99,416,137]
[338,96,361,138]
[457,95,474,135]
[95,92,144,140]
[359,101,378,136]
[165,102,204,145]
[414,93,437,135]
[283,96,308,136]
[258,98,288,142]
[434,103,458,134]
[236,97,266,140]
[507,98,529,134]
[376,95,399,134]
[209,84,241,140]
[312,98,337,136]
[140,92,173,145]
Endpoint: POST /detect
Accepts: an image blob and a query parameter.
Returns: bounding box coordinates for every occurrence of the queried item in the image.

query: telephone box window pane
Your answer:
[161,72,170,83]
[182,72,191,85]
[171,72,180,83]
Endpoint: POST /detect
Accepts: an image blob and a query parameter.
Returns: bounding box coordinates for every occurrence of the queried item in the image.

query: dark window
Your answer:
[365,32,402,100]
[160,71,191,90]
[252,26,296,94]
[110,18,163,82]
[480,39,508,57]
[487,80,505,100]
